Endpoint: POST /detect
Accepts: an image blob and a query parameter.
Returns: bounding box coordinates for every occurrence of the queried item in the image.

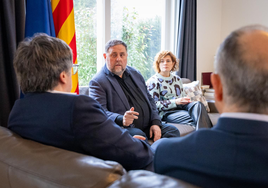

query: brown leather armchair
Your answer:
[0,126,124,188]
[0,126,199,188]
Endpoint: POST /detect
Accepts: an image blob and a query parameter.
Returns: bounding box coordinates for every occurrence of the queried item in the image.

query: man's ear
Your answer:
[103,53,107,60]
[59,71,68,84]
[211,73,223,102]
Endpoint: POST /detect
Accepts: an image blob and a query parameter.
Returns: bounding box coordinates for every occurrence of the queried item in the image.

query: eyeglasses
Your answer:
[160,60,173,64]
[72,64,79,75]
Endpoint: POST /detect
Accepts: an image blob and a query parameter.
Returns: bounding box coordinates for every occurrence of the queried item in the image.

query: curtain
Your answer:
[0,0,25,127]
[175,0,196,81]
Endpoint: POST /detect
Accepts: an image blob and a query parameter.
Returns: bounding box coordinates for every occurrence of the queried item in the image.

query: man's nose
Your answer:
[116,55,122,61]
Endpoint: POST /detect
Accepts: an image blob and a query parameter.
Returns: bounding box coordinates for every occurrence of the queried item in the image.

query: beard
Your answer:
[112,65,125,77]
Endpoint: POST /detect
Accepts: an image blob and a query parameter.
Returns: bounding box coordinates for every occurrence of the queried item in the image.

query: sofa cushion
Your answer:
[183,81,210,112]
[79,86,89,95]
[181,78,191,84]
[0,126,125,188]
[80,78,192,96]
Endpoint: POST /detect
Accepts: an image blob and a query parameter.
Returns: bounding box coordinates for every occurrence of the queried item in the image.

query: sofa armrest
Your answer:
[207,100,218,113]
[0,126,125,188]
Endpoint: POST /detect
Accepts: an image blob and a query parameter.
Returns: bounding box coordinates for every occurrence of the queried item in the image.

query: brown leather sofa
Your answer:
[0,126,199,188]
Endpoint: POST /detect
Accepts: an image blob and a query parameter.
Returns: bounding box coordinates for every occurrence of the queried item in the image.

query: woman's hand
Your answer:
[175,97,191,105]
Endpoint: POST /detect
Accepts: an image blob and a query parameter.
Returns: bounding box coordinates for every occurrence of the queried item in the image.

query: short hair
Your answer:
[105,39,128,53]
[215,24,268,113]
[13,33,73,93]
[153,50,179,73]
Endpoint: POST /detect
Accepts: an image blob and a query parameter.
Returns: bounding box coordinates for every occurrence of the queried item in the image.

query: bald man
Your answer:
[153,25,268,187]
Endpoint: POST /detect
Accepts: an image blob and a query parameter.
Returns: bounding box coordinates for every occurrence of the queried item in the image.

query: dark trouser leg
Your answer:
[143,123,180,139]
[162,110,194,125]
[160,123,180,138]
[124,127,148,140]
[151,138,168,151]
[182,101,213,130]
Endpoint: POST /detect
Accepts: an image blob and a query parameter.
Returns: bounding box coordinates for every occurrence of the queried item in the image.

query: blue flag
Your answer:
[21,0,56,98]
[25,0,56,38]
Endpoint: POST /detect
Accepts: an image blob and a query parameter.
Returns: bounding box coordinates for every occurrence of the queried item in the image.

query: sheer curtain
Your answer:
[0,0,25,127]
[175,0,196,81]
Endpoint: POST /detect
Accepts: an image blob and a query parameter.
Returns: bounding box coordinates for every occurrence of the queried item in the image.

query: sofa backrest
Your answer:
[0,126,125,188]
[80,78,192,96]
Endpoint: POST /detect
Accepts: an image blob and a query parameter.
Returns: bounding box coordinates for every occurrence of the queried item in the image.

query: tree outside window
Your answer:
[74,0,97,86]
[74,0,162,86]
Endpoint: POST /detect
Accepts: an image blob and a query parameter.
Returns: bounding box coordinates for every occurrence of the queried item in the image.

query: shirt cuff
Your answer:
[151,119,162,128]
[115,115,124,127]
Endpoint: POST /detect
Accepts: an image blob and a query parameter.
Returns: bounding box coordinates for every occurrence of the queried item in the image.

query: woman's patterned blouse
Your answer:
[146,73,186,118]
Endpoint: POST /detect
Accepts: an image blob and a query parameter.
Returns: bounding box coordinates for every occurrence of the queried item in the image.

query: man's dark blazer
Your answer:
[8,92,154,171]
[154,116,268,187]
[89,65,161,128]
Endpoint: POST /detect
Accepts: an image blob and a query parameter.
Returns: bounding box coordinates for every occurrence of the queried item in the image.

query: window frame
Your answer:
[96,0,177,72]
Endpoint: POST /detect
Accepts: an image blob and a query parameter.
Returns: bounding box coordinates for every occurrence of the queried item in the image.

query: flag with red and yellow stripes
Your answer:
[51,0,79,94]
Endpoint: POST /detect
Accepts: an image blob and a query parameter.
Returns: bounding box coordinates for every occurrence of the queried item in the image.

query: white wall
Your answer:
[221,0,268,40]
[197,0,268,82]
[196,0,222,82]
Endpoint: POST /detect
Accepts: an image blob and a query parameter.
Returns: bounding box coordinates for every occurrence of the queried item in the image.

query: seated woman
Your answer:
[146,50,212,130]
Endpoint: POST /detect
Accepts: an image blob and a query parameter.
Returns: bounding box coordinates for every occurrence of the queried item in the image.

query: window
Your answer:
[73,0,97,86]
[111,0,163,81]
[74,0,174,86]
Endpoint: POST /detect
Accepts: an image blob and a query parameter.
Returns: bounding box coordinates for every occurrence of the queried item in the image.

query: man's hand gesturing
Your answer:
[123,107,139,126]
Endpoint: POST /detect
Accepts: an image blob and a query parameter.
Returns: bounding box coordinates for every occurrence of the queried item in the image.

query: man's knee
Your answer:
[190,101,206,110]
[191,101,202,106]
[161,124,180,138]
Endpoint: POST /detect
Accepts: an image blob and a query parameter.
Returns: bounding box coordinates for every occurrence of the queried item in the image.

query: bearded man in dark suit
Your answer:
[89,39,180,142]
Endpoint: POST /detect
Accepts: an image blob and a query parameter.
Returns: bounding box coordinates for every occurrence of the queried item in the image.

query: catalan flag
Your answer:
[51,0,79,94]
[24,0,79,94]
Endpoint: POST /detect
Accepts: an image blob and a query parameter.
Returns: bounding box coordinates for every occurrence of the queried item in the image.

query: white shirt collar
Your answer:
[47,90,77,95]
[221,112,268,123]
